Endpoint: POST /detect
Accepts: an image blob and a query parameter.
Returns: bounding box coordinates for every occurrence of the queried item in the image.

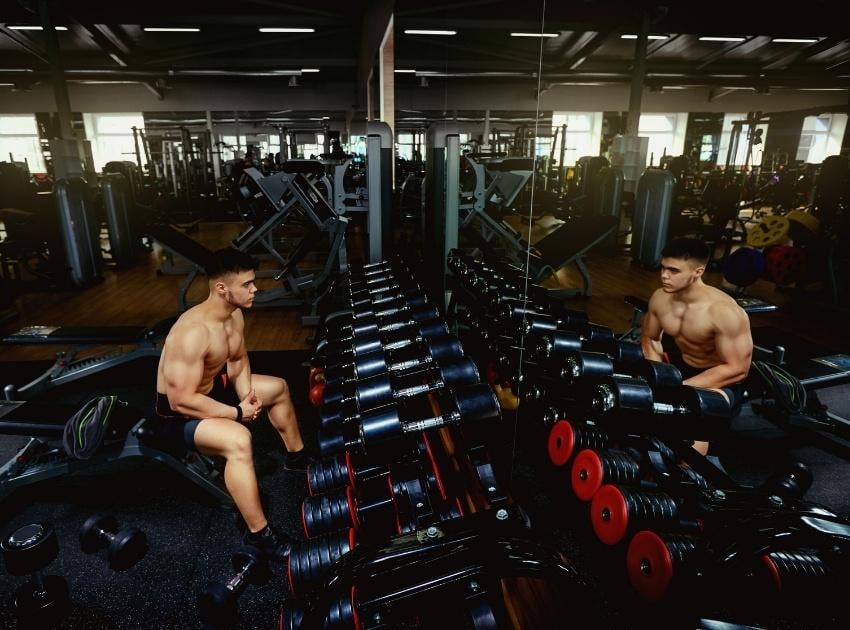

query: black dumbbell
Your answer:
[558,351,680,388]
[325,302,438,344]
[532,326,638,362]
[79,514,147,571]
[302,469,462,539]
[321,333,465,389]
[309,430,451,496]
[287,528,356,597]
[316,317,448,364]
[588,377,733,441]
[320,383,500,459]
[198,546,270,627]
[321,357,480,418]
[2,523,71,629]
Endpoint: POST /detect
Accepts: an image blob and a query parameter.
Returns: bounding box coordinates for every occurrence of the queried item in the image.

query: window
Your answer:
[638,113,688,167]
[82,113,145,172]
[301,133,324,159]
[551,112,603,167]
[220,135,248,161]
[797,114,848,164]
[717,113,769,168]
[396,132,415,161]
[0,114,45,173]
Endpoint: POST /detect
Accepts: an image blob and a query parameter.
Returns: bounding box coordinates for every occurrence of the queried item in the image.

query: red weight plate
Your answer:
[626,530,674,601]
[547,420,575,467]
[590,484,629,546]
[571,449,605,502]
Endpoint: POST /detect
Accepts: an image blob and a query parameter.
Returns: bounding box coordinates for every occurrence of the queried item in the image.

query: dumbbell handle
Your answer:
[402,410,460,433]
[31,568,46,594]
[345,411,460,451]
[94,526,117,542]
[594,384,693,415]
[224,562,253,594]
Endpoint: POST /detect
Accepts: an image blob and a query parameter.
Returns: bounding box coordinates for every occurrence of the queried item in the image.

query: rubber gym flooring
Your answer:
[1,347,849,629]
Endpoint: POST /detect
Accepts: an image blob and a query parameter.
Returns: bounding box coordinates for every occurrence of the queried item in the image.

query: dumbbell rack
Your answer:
[283,258,589,629]
[447,249,850,622]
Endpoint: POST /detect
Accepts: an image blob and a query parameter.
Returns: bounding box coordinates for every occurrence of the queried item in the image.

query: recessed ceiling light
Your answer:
[144,27,201,32]
[0,83,14,86]
[300,68,320,73]
[258,27,315,33]
[621,34,668,40]
[511,32,558,38]
[1,68,35,72]
[799,88,849,91]
[404,29,457,36]
[699,36,746,42]
[394,69,417,73]
[9,25,68,31]
[772,38,819,43]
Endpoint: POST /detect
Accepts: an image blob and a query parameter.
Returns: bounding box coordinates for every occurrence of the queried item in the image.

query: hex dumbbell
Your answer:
[79,514,147,571]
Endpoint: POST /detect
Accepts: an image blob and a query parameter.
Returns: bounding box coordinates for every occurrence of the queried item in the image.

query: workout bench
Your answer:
[3,317,176,400]
[0,399,232,506]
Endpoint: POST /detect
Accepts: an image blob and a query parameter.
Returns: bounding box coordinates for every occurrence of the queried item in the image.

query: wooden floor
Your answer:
[1,218,846,365]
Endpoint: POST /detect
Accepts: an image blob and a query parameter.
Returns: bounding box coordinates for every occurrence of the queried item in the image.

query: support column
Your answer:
[625,14,650,136]
[38,0,72,138]
[206,111,221,181]
[482,109,491,150]
[234,111,241,152]
[379,16,394,136]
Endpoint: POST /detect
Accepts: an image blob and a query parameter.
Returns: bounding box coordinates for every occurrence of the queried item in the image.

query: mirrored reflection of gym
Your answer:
[1,2,849,629]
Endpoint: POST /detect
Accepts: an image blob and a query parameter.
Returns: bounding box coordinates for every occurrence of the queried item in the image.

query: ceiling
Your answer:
[1,0,849,96]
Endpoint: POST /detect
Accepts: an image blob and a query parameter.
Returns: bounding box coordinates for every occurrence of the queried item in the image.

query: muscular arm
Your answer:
[640,290,665,362]
[163,325,238,420]
[683,304,752,390]
[227,310,253,400]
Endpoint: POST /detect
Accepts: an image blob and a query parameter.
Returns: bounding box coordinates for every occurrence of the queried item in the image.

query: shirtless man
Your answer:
[640,238,753,454]
[154,247,311,562]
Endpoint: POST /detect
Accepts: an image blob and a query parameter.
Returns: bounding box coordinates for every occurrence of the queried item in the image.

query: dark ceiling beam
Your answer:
[708,87,738,102]
[142,27,342,65]
[695,36,760,70]
[240,0,342,19]
[143,80,165,99]
[73,22,132,65]
[825,53,850,71]
[0,24,49,63]
[646,33,682,57]
[554,27,618,72]
[763,36,847,71]
[402,34,557,69]
[397,0,505,17]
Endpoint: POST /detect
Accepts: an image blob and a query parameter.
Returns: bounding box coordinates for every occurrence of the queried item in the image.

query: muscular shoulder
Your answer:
[165,318,211,357]
[708,298,749,333]
[648,288,670,311]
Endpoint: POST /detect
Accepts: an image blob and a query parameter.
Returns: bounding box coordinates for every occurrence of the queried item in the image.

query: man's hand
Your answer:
[239,388,263,421]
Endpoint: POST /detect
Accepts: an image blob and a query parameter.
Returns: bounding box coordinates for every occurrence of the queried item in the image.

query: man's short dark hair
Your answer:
[208,248,258,279]
[661,238,710,267]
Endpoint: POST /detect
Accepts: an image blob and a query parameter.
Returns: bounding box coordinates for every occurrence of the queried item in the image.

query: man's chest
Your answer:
[206,325,242,363]
[659,306,714,342]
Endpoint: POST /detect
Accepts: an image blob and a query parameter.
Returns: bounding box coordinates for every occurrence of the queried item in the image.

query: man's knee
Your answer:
[225,425,253,459]
[269,377,290,404]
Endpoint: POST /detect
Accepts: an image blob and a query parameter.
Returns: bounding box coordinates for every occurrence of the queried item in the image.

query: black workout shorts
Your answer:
[667,357,746,414]
[152,372,234,449]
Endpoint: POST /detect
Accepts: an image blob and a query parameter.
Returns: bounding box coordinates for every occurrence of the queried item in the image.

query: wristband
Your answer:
[234,405,242,421]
